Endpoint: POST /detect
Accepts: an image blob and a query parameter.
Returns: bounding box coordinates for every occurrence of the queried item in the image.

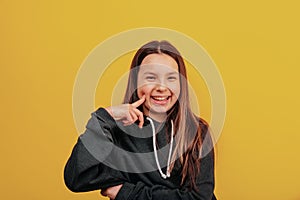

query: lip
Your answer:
[150,95,171,105]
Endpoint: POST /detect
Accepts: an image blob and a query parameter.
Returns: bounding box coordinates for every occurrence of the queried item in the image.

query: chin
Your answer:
[148,104,169,114]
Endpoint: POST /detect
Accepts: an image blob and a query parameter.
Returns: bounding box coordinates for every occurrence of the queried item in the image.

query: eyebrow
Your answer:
[143,72,156,76]
[167,72,179,75]
[142,71,179,75]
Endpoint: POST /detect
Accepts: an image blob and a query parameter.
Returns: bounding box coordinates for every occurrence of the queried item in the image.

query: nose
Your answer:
[155,80,168,92]
[156,85,167,92]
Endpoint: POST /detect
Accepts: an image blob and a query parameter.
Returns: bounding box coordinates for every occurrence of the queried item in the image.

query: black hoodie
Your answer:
[64,108,217,200]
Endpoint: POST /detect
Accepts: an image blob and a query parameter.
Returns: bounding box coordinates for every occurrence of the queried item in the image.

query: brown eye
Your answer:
[146,76,156,81]
[168,76,177,81]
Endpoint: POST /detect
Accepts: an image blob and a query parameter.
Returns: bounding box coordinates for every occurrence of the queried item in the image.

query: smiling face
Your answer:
[137,53,180,121]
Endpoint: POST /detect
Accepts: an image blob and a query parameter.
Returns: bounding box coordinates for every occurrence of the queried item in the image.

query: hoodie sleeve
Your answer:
[64,108,127,192]
[114,145,216,200]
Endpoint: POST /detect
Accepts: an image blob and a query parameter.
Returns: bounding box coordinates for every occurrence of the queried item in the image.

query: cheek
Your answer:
[137,78,145,97]
[137,75,151,98]
[137,84,153,97]
[169,82,181,98]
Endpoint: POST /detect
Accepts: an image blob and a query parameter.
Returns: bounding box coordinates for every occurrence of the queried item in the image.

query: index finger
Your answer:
[134,108,144,128]
[131,95,145,108]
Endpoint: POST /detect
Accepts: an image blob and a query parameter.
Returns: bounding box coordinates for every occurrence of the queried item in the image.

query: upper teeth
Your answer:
[153,96,168,100]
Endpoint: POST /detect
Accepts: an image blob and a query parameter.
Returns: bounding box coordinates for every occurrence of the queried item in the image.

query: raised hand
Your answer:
[105,95,145,128]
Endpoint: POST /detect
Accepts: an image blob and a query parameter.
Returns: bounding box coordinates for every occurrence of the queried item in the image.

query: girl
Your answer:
[64,40,217,200]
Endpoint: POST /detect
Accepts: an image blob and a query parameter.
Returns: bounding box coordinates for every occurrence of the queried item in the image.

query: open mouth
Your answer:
[150,96,171,105]
[151,96,170,100]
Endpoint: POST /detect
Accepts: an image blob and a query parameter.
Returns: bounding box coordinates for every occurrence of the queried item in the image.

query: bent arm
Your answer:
[115,149,216,200]
[64,109,126,192]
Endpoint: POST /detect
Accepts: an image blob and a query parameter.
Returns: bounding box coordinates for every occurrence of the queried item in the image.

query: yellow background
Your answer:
[1,0,299,200]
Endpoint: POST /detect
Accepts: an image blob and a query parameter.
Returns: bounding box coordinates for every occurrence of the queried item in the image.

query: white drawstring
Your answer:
[147,117,174,179]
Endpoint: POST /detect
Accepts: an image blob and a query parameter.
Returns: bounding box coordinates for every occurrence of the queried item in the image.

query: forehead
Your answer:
[140,53,178,72]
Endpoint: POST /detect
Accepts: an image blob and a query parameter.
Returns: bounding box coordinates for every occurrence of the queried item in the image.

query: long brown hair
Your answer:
[123,40,206,190]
